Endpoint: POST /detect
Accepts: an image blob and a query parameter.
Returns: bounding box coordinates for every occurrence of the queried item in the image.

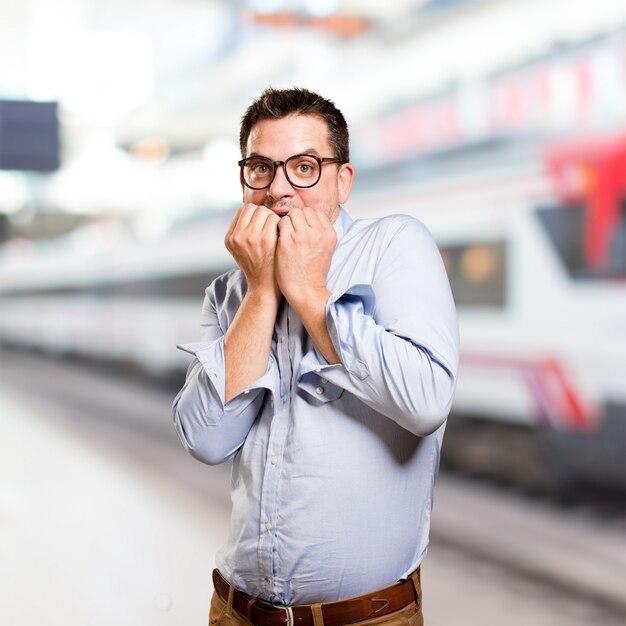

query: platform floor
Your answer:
[1,384,230,625]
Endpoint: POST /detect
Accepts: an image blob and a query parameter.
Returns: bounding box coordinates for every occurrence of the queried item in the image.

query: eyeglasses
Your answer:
[238,153,341,190]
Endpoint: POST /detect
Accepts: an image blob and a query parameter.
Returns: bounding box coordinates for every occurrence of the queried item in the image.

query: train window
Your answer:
[536,199,626,279]
[0,269,233,299]
[100,270,232,299]
[439,241,507,307]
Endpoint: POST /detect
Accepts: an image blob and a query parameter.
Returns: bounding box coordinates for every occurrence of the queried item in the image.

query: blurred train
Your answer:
[1,132,624,495]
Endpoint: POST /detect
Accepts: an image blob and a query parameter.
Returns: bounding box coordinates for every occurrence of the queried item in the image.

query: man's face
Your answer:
[242,114,354,222]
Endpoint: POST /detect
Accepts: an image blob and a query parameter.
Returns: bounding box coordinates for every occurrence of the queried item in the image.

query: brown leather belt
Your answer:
[212,568,419,626]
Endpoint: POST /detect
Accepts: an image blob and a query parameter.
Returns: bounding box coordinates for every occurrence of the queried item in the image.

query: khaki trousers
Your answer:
[208,570,424,626]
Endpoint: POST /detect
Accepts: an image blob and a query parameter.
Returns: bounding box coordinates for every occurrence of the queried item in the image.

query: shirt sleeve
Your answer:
[300,216,459,437]
[171,280,277,465]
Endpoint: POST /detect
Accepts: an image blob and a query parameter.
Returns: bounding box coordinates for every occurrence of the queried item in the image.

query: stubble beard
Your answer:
[265,199,339,222]
[264,198,300,216]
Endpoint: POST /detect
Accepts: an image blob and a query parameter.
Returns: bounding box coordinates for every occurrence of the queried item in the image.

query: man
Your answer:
[172,87,459,626]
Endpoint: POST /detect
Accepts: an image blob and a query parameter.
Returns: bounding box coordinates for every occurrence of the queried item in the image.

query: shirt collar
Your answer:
[333,206,353,243]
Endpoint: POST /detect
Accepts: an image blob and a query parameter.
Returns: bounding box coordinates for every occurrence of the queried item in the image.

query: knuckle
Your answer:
[231,233,245,248]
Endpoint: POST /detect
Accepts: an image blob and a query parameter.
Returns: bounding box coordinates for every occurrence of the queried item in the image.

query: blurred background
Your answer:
[0,0,625,624]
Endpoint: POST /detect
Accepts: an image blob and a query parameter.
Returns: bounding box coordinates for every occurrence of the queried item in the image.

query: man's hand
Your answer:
[224,204,281,302]
[275,206,337,306]
[223,204,281,401]
[275,207,340,365]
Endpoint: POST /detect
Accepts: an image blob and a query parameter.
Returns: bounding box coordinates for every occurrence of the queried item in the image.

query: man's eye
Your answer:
[252,163,270,174]
[297,163,313,173]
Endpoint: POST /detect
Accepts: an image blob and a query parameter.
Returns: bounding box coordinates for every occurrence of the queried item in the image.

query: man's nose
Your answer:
[267,164,294,197]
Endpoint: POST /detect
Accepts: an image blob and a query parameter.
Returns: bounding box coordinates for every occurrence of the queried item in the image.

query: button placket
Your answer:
[257,307,291,593]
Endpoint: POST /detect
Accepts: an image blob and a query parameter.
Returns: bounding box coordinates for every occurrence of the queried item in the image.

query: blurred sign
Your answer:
[0,100,60,172]
[354,32,626,166]
[247,11,369,37]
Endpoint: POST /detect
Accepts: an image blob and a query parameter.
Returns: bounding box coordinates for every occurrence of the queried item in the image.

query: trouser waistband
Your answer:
[212,568,421,626]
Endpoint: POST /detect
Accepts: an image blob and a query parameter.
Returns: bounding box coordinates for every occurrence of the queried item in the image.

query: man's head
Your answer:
[240,87,350,164]
[238,87,354,221]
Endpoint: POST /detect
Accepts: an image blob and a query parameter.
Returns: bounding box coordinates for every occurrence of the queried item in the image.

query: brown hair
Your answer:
[240,87,350,164]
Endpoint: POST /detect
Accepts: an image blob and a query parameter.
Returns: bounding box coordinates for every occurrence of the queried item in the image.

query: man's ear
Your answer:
[337,163,355,204]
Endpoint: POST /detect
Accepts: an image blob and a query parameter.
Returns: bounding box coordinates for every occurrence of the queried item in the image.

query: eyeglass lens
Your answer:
[242,155,321,189]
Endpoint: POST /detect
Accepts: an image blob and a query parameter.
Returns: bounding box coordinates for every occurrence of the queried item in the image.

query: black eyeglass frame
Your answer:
[238,154,342,190]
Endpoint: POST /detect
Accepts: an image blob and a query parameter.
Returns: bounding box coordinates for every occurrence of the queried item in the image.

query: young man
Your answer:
[172,87,459,626]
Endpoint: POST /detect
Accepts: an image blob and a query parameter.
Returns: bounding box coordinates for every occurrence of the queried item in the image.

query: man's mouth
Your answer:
[270,207,289,217]
[266,201,298,217]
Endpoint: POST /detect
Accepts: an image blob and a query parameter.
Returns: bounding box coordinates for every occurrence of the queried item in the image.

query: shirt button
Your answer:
[265,577,272,585]
[282,395,288,404]
[271,456,278,466]
[320,377,328,384]
[315,368,321,373]
[280,335,286,343]
[243,389,250,395]
[266,522,273,531]
[316,386,324,395]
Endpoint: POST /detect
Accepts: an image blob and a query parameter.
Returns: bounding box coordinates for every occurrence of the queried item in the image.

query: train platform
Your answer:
[431,473,626,610]
[0,379,230,625]
[1,350,624,625]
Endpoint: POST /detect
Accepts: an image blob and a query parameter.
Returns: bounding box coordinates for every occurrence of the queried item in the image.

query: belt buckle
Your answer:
[283,606,294,626]
[254,600,294,626]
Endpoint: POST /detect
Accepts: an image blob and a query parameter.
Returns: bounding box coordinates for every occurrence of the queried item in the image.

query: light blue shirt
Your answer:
[172,208,459,605]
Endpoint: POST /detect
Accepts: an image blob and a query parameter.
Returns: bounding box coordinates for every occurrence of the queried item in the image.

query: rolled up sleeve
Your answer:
[171,281,277,465]
[315,218,459,436]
